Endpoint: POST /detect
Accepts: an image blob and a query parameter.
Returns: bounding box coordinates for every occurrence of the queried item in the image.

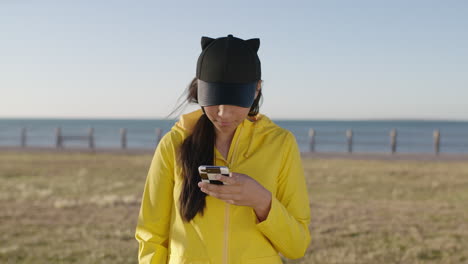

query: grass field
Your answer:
[1,150,467,264]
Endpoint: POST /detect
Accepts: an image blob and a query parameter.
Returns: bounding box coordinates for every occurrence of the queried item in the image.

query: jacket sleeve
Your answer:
[256,131,311,259]
[135,132,176,264]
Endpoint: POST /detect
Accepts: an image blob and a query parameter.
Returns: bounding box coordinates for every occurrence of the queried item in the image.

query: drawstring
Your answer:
[244,119,257,158]
[229,126,243,166]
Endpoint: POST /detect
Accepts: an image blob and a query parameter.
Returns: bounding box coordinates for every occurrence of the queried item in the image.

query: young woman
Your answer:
[135,34,311,264]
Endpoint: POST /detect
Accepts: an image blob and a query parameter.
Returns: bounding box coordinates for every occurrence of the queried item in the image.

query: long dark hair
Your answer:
[176,77,262,222]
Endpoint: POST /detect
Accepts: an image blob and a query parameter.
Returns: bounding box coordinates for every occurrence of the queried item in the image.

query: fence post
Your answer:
[155,128,162,146]
[21,127,27,148]
[390,128,397,154]
[55,127,62,148]
[309,128,315,152]
[433,129,440,155]
[88,127,94,149]
[346,129,353,153]
[120,128,127,149]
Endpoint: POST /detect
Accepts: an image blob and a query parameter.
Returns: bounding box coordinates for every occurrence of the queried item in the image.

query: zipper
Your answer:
[222,123,243,264]
[223,203,230,264]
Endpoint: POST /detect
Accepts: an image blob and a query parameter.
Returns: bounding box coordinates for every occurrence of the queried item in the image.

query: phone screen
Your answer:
[198,165,230,185]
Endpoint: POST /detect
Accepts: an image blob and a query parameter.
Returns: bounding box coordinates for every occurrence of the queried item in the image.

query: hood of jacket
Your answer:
[171,108,279,159]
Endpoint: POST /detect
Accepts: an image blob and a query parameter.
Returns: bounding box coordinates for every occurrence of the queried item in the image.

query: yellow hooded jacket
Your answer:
[135,109,311,264]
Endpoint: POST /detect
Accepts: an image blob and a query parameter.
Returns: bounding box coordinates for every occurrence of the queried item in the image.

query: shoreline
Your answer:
[1,146,468,161]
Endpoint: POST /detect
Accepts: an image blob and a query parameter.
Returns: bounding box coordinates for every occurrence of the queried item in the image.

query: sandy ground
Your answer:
[1,148,468,263]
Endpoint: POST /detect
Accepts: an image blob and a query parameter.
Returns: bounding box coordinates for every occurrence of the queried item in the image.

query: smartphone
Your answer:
[198,165,230,185]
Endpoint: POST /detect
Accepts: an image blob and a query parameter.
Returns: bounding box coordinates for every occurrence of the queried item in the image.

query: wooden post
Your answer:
[55,127,62,148]
[88,127,94,149]
[120,128,127,149]
[346,129,353,153]
[309,128,315,152]
[155,128,162,146]
[433,129,440,155]
[21,127,27,148]
[390,129,397,154]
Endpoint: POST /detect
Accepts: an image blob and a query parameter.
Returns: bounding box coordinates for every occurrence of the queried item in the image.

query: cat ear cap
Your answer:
[196,34,261,108]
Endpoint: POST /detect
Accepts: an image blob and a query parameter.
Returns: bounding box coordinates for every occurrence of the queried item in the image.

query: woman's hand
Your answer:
[198,172,272,222]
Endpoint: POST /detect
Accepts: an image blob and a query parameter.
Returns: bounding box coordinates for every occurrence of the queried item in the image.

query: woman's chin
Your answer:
[215,123,237,133]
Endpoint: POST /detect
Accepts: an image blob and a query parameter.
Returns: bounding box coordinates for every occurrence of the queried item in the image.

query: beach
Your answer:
[1,149,467,263]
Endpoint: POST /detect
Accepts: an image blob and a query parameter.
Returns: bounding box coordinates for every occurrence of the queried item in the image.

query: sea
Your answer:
[1,118,468,154]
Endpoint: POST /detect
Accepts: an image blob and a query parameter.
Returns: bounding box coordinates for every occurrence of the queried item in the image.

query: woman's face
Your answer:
[204,104,250,135]
[202,81,261,135]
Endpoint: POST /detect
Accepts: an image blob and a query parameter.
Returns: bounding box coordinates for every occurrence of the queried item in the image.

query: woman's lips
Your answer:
[218,121,232,126]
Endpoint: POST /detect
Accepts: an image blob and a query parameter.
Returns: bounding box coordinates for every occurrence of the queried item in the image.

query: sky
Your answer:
[1,0,467,120]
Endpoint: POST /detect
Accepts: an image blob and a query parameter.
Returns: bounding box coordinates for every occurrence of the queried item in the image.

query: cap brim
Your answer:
[197,79,256,108]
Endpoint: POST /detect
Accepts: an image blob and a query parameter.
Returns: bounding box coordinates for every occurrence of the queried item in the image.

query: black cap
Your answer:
[196,34,261,108]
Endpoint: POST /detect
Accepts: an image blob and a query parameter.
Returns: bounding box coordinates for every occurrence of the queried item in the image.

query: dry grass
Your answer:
[299,159,468,264]
[0,150,467,264]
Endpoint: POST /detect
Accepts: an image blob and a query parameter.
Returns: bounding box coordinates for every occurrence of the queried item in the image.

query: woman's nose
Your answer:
[217,105,232,117]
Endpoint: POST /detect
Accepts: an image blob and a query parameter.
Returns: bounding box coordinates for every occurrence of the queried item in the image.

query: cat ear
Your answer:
[245,38,260,52]
[201,36,215,50]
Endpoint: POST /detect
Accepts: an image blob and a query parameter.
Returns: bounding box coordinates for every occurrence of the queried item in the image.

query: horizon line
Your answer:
[1,116,468,122]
